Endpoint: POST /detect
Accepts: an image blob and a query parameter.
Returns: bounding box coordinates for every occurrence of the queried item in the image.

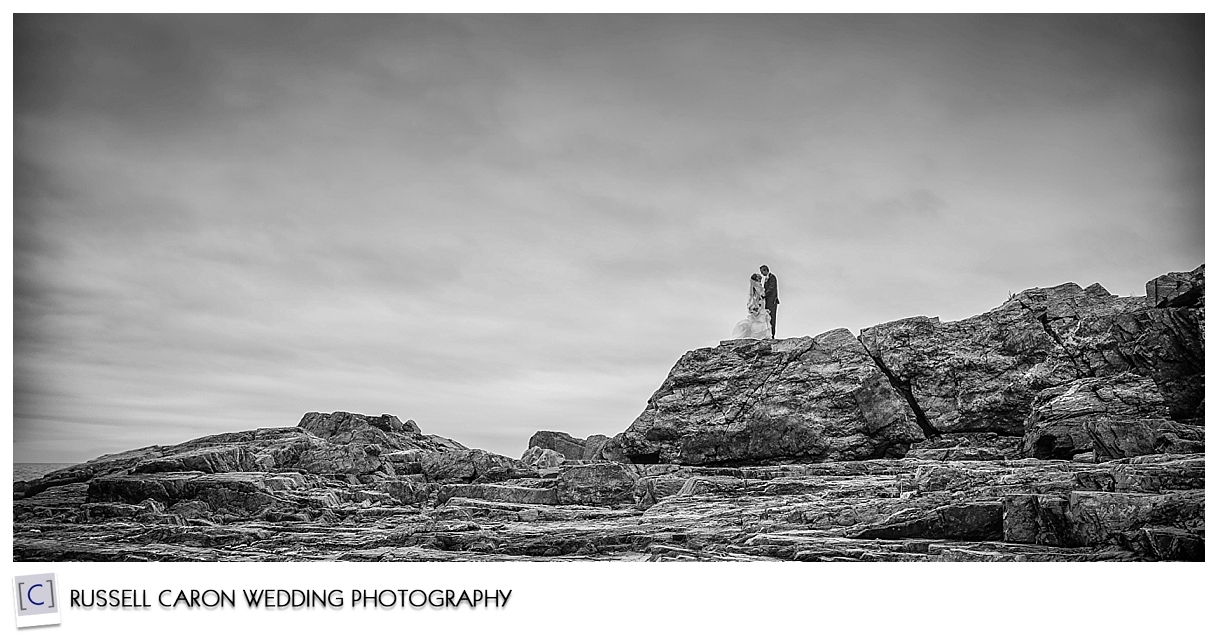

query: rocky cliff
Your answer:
[13,266,1204,562]
[621,264,1203,466]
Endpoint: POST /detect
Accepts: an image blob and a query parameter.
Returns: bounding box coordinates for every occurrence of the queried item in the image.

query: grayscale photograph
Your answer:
[13,14,1204,562]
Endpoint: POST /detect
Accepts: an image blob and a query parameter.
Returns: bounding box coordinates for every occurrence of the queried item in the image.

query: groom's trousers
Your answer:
[766,302,778,338]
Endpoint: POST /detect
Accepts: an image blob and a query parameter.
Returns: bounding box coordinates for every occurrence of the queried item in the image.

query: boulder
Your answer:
[521,447,565,468]
[418,449,534,484]
[300,411,417,440]
[593,434,629,462]
[1019,373,1170,459]
[422,435,468,452]
[555,463,637,506]
[298,411,431,449]
[527,431,587,460]
[582,435,612,461]
[1146,264,1204,309]
[620,329,923,465]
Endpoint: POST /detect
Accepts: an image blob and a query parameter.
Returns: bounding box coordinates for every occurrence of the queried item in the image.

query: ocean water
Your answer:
[14,463,76,482]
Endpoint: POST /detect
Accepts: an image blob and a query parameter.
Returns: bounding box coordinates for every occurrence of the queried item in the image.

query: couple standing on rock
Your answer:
[730,265,779,340]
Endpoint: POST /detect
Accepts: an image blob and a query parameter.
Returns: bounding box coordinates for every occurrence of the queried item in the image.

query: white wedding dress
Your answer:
[730,278,773,340]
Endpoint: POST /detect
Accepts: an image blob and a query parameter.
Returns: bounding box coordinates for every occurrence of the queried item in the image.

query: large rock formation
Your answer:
[620,329,924,465]
[1019,373,1171,459]
[15,412,468,500]
[526,431,588,460]
[523,431,619,462]
[858,272,1203,443]
[858,283,1134,437]
[1146,264,1204,309]
[1110,307,1204,421]
[13,266,1204,562]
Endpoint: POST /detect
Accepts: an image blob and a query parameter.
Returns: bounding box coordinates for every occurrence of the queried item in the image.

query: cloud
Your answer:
[13,15,1203,462]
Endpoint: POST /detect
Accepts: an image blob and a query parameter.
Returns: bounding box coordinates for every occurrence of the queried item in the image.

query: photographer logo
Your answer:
[13,573,60,628]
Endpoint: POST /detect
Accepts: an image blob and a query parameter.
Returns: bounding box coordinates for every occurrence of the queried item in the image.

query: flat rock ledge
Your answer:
[13,411,1203,562]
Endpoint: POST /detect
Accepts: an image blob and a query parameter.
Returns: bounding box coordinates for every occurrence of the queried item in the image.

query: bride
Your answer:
[730,273,773,340]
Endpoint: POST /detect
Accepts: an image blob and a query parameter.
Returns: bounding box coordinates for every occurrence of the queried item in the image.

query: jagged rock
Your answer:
[1020,373,1170,459]
[860,284,1136,436]
[373,477,433,505]
[1003,494,1069,545]
[555,463,637,506]
[299,411,417,441]
[1111,307,1204,420]
[521,447,565,468]
[418,449,534,484]
[1066,490,1204,557]
[1138,527,1204,560]
[382,451,424,476]
[1010,283,1146,379]
[593,433,629,462]
[998,462,1208,558]
[1085,419,1204,461]
[293,439,387,476]
[527,431,587,459]
[1146,264,1204,309]
[423,435,469,452]
[860,270,1205,439]
[582,435,611,461]
[632,474,690,509]
[621,329,923,465]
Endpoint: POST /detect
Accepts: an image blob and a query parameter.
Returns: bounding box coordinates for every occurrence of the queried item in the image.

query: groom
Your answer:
[760,264,779,337]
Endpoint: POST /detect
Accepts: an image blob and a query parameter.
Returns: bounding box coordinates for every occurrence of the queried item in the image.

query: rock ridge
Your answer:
[13,266,1204,562]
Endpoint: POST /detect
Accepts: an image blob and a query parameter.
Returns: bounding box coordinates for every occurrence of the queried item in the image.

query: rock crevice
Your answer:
[857,334,941,440]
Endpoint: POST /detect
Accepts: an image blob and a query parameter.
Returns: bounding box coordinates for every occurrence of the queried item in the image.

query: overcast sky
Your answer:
[14,15,1203,463]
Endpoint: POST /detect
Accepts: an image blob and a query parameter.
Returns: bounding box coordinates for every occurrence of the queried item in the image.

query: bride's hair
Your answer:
[750,273,762,281]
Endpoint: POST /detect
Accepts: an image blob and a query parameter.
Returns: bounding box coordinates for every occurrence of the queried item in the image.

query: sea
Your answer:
[14,463,76,482]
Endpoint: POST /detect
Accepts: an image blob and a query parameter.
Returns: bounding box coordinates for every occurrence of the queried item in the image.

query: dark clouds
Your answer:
[14,15,1203,462]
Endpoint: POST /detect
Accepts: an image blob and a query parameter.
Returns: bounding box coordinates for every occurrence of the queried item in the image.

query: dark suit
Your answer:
[763,273,779,337]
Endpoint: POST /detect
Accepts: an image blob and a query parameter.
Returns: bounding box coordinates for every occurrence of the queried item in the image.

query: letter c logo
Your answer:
[26,583,44,606]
